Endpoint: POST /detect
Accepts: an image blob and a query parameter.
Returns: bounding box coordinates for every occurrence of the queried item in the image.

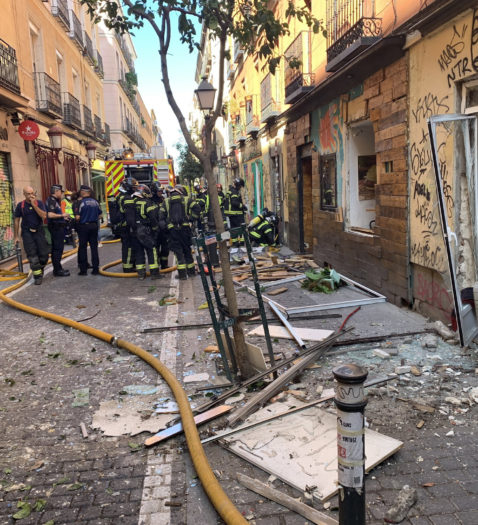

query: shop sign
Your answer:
[18,120,40,141]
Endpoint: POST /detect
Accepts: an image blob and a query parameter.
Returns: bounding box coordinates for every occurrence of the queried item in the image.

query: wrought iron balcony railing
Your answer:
[0,38,20,95]
[51,0,70,32]
[94,114,102,140]
[35,72,62,117]
[284,32,314,104]
[62,92,81,129]
[326,0,382,72]
[245,95,260,135]
[83,31,95,66]
[260,72,281,124]
[261,100,281,124]
[115,32,135,71]
[69,10,84,50]
[103,122,111,145]
[94,52,104,79]
[83,105,94,135]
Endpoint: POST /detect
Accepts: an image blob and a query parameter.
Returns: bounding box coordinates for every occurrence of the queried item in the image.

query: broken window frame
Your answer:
[428,113,478,347]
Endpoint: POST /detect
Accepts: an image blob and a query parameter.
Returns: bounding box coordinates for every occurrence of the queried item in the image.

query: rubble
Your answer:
[384,485,417,523]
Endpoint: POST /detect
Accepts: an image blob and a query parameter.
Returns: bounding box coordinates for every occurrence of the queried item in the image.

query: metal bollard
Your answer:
[15,242,23,273]
[333,363,368,525]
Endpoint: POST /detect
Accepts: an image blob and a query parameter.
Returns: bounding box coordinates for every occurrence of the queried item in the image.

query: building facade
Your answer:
[0,0,109,261]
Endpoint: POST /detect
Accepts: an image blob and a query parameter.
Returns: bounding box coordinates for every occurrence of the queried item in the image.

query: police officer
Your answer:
[126,184,161,280]
[13,186,50,285]
[151,181,169,270]
[75,185,103,275]
[46,184,71,276]
[224,178,246,246]
[160,185,195,280]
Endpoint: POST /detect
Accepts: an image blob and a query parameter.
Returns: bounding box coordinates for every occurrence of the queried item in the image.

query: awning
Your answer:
[91,173,105,181]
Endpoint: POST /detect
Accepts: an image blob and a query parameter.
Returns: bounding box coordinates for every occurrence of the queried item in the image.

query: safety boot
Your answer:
[178,269,188,280]
[150,269,162,280]
[137,269,146,281]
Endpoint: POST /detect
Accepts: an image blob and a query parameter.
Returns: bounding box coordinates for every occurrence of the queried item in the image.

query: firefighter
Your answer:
[248,208,278,247]
[193,184,208,232]
[126,184,161,280]
[160,184,195,280]
[13,186,50,285]
[151,181,169,270]
[224,178,246,246]
[109,177,137,272]
[62,190,75,246]
[46,184,71,276]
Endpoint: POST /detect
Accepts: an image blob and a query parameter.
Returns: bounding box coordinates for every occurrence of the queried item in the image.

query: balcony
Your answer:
[260,73,281,124]
[234,117,247,146]
[94,52,104,79]
[83,31,95,66]
[233,39,244,64]
[0,39,20,95]
[51,0,70,31]
[62,92,81,129]
[34,72,62,117]
[94,114,102,140]
[115,32,135,71]
[326,0,382,72]
[69,10,84,50]
[245,95,260,136]
[227,59,236,80]
[284,32,314,105]
[83,105,94,135]
[103,122,111,145]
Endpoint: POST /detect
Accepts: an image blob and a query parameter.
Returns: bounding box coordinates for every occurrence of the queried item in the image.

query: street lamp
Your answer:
[86,142,97,166]
[194,76,216,112]
[47,124,63,162]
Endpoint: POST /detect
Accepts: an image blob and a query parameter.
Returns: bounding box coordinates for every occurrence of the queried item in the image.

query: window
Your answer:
[462,79,478,114]
[56,51,66,92]
[72,68,81,102]
[320,154,337,210]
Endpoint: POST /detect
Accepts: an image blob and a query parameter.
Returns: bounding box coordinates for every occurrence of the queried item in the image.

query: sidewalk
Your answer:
[0,242,477,524]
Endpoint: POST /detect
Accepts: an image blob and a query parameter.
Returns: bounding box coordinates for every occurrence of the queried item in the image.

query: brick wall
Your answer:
[314,57,410,305]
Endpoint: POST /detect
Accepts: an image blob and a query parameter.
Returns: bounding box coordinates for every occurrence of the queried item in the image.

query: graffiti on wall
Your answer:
[0,158,14,261]
[415,271,453,321]
[318,102,342,154]
[409,11,478,273]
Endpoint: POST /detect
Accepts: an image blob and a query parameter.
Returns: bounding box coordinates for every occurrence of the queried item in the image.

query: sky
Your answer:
[131,16,200,163]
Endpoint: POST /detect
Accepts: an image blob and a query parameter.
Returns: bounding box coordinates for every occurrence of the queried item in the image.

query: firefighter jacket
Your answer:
[126,195,159,248]
[224,186,245,216]
[249,215,274,246]
[160,194,192,230]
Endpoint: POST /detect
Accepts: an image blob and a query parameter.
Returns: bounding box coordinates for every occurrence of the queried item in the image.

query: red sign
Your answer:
[18,120,40,141]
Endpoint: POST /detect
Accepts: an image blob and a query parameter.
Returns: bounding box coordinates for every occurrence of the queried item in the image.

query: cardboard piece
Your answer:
[221,399,402,501]
[219,332,267,372]
[248,325,333,342]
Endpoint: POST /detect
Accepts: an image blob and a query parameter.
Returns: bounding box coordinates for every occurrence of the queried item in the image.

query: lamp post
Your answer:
[194,76,216,113]
[47,124,63,163]
[86,142,97,166]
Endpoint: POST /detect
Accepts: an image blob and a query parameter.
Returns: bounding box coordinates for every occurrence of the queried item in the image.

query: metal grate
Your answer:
[69,10,84,49]
[0,38,20,95]
[94,114,102,139]
[0,152,15,261]
[51,0,70,31]
[62,92,81,129]
[83,105,94,135]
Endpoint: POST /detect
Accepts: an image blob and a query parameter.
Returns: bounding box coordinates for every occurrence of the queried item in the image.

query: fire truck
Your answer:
[105,156,175,199]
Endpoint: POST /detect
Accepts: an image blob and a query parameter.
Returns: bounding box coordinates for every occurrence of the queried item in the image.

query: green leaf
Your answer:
[66,482,84,491]
[147,286,157,293]
[4,468,11,475]
[33,499,47,512]
[128,442,141,451]
[13,501,31,520]
[53,477,70,486]
[43,521,55,525]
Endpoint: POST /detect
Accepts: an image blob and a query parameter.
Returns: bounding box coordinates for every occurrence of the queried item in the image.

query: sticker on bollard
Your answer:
[337,409,365,488]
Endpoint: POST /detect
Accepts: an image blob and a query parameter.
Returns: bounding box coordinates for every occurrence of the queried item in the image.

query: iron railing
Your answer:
[284,32,314,104]
[245,95,260,134]
[260,73,281,123]
[326,0,382,63]
[94,114,102,140]
[51,0,70,31]
[83,105,94,135]
[0,38,20,95]
[35,72,62,117]
[83,31,95,65]
[115,32,135,71]
[69,10,84,49]
[103,122,111,145]
[62,92,81,129]
[94,52,104,78]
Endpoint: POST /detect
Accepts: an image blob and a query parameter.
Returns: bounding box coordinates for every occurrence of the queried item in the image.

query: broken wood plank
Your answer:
[267,287,288,296]
[80,422,88,439]
[144,405,232,447]
[236,473,338,525]
[248,325,333,342]
[307,260,319,268]
[233,274,250,282]
[227,341,334,428]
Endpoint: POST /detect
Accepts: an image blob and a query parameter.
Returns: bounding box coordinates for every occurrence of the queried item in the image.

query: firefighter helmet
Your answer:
[233,178,245,189]
[216,183,223,192]
[151,181,162,194]
[137,184,152,198]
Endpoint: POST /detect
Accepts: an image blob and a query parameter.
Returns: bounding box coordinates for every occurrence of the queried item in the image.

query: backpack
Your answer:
[168,196,186,227]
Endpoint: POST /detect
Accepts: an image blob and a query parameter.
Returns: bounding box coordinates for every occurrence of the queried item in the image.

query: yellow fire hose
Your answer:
[0,252,246,524]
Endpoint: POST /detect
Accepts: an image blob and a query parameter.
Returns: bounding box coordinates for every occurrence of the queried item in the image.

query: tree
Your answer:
[82,0,324,379]
[175,141,204,185]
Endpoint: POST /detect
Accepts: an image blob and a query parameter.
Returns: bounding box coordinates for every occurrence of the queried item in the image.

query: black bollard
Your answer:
[333,363,368,525]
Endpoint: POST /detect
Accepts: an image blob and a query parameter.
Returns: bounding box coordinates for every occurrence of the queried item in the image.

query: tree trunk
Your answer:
[203,128,255,379]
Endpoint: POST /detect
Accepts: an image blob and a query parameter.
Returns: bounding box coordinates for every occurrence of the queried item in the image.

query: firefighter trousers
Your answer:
[155,230,170,269]
[228,215,245,245]
[131,237,159,273]
[120,228,135,271]
[21,229,49,279]
[169,227,194,274]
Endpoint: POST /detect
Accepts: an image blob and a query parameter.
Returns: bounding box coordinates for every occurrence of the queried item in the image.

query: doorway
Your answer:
[298,145,313,252]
